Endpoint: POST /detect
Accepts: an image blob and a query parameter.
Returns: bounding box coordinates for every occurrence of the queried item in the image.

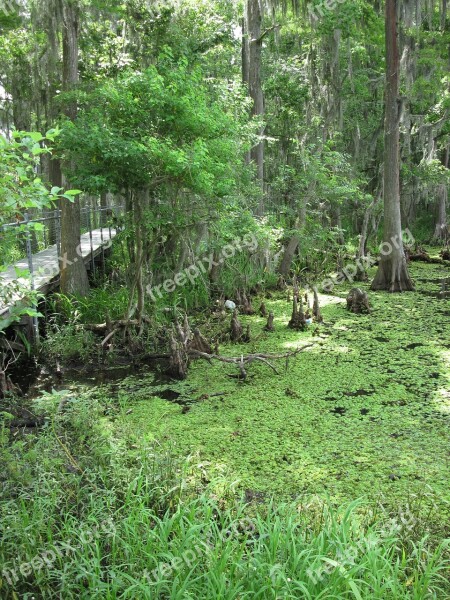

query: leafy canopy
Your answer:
[60,55,253,198]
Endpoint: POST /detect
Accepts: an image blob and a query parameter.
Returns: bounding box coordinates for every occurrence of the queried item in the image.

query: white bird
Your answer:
[224,299,236,311]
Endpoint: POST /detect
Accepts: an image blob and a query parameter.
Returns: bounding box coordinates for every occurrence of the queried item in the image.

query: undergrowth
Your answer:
[0,390,448,599]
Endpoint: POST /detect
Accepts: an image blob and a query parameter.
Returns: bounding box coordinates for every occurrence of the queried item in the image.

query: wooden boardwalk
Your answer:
[0,228,117,319]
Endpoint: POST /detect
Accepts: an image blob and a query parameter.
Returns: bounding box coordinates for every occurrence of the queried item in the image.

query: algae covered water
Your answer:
[71,261,450,531]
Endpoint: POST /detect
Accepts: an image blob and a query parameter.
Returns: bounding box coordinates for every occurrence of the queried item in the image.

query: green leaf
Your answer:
[29,132,44,142]
[45,127,61,141]
[0,317,16,331]
[21,309,43,317]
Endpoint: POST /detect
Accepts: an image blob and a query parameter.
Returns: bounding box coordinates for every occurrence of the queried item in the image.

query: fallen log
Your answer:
[84,319,140,333]
[407,251,450,265]
[142,352,171,360]
[9,418,45,428]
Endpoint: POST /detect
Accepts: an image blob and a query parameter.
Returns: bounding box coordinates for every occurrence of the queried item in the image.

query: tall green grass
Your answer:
[0,392,448,599]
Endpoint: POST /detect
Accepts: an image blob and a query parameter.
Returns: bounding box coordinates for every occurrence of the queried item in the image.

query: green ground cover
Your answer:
[1,260,449,599]
[105,261,449,531]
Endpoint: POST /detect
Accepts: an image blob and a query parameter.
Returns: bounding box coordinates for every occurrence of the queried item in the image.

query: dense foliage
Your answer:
[0,0,449,598]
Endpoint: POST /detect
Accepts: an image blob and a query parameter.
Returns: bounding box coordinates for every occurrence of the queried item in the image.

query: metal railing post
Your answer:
[55,209,61,262]
[24,213,39,343]
[43,215,47,249]
[100,209,105,273]
[87,205,95,276]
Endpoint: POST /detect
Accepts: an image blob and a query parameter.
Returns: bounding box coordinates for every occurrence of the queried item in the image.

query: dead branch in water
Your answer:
[189,344,315,380]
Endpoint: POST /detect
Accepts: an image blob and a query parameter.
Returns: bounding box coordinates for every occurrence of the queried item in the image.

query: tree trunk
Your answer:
[371,0,414,292]
[434,184,448,242]
[335,205,345,245]
[278,203,307,276]
[441,0,447,30]
[11,73,31,131]
[134,190,147,327]
[433,146,449,242]
[0,356,7,398]
[357,188,381,260]
[60,0,89,297]
[245,0,264,214]
[399,2,415,228]
[278,234,300,276]
[242,16,249,86]
[48,159,62,245]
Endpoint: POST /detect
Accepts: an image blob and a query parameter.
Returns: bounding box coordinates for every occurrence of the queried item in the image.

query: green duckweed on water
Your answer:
[100,261,449,527]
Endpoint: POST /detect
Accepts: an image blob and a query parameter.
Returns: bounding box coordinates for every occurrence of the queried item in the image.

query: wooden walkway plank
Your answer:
[0,228,117,318]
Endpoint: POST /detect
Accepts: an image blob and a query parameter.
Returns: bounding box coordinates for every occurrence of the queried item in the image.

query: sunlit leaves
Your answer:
[59,58,252,199]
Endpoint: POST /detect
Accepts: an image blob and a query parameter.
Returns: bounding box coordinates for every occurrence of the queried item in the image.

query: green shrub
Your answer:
[41,323,97,363]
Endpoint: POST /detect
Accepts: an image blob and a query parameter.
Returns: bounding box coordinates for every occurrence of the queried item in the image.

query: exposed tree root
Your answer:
[371,257,415,292]
[288,294,306,330]
[240,291,255,315]
[346,288,370,313]
[312,288,322,322]
[83,317,152,347]
[264,312,275,332]
[230,309,243,342]
[168,327,189,379]
[277,276,287,290]
[190,328,213,354]
[259,302,268,318]
[407,248,450,265]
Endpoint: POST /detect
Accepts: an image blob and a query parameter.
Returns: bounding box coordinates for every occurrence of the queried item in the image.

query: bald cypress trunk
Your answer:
[371,0,414,292]
[278,203,307,276]
[244,0,264,215]
[441,0,447,30]
[433,146,448,242]
[60,0,89,296]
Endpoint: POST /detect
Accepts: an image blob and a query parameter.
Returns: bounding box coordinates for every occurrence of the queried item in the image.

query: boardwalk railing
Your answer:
[0,204,125,337]
[0,204,124,279]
